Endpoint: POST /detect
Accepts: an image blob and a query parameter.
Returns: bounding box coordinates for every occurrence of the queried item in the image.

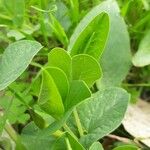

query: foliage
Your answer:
[0,0,150,150]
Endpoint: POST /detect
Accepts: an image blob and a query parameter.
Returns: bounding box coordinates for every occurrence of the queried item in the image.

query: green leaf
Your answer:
[89,142,104,150]
[113,145,139,150]
[68,12,109,60]
[68,0,79,24]
[0,40,43,91]
[71,87,129,148]
[64,80,91,111]
[68,0,131,88]
[66,132,85,150]
[72,54,102,87]
[132,30,150,67]
[38,110,72,138]
[96,0,131,88]
[22,124,85,150]
[30,76,42,97]
[0,91,30,124]
[46,67,69,101]
[48,48,71,80]
[29,109,46,129]
[3,0,25,27]
[38,69,64,119]
[50,134,67,150]
[49,14,68,47]
[21,122,58,150]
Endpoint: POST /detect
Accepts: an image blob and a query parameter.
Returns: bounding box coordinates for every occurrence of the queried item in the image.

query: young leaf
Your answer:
[48,47,71,80]
[89,142,104,150]
[72,54,102,87]
[132,30,150,67]
[69,87,129,148]
[68,0,131,88]
[64,80,91,111]
[0,40,43,91]
[96,0,131,88]
[38,70,64,119]
[46,67,69,101]
[113,145,139,150]
[68,12,109,60]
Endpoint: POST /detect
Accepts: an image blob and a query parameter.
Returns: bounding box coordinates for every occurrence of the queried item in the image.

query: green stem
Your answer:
[30,61,43,69]
[63,124,78,140]
[73,109,84,137]
[65,137,72,150]
[122,83,150,87]
[5,122,18,143]
[52,130,64,138]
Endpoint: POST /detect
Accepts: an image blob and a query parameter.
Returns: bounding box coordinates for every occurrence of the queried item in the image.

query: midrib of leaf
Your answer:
[83,31,96,54]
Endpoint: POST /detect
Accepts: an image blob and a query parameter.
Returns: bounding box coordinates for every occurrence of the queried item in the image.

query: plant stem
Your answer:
[52,130,64,138]
[63,124,78,140]
[30,62,43,69]
[122,83,150,87]
[65,137,72,150]
[5,122,18,143]
[73,108,84,137]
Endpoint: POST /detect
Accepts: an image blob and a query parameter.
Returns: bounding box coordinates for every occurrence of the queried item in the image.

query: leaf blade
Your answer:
[72,87,129,148]
[72,54,102,87]
[68,12,109,60]
[0,40,43,91]
[48,47,71,80]
[64,80,91,111]
[38,70,64,119]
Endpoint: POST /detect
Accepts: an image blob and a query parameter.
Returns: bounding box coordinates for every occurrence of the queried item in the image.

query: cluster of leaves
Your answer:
[0,0,150,150]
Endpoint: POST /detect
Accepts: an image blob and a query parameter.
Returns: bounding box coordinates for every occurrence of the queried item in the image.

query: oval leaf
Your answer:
[97,0,131,87]
[0,40,43,91]
[68,0,131,88]
[68,12,109,60]
[48,47,71,80]
[72,54,102,87]
[65,80,91,111]
[38,70,64,119]
[73,87,129,148]
[46,67,69,101]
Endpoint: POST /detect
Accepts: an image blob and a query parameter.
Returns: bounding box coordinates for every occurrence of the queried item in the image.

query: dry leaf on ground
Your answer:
[123,100,150,147]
